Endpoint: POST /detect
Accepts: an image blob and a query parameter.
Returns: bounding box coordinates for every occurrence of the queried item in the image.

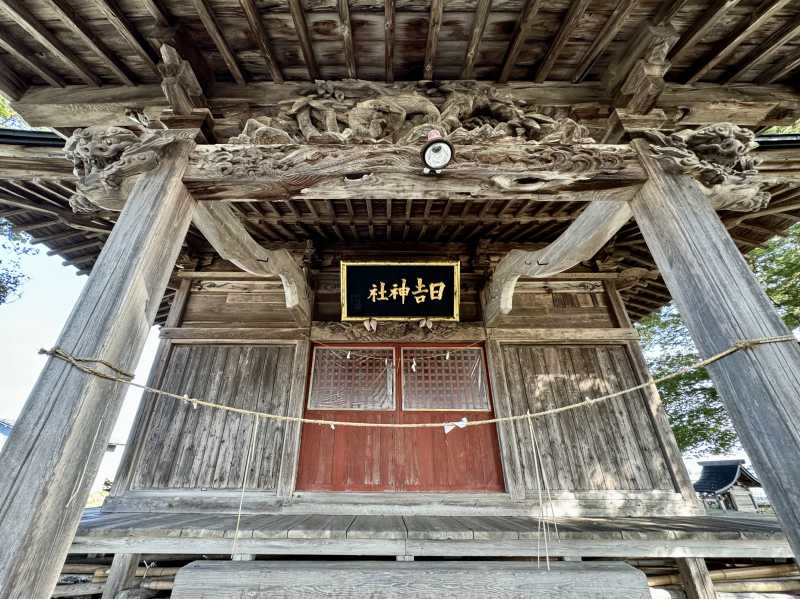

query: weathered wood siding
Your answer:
[129,344,296,490]
[501,344,676,493]
[181,279,296,328]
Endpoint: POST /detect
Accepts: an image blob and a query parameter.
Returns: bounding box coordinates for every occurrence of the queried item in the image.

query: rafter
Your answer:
[0,55,26,100]
[668,0,740,63]
[384,0,395,82]
[652,0,690,25]
[193,201,312,325]
[92,0,159,77]
[288,0,319,80]
[462,0,492,79]
[192,0,246,85]
[43,0,136,86]
[0,0,99,86]
[684,0,791,83]
[757,46,800,83]
[239,0,283,83]
[724,17,800,83]
[499,0,545,83]
[424,0,444,80]
[572,0,638,83]
[534,0,590,83]
[142,0,171,28]
[338,0,357,78]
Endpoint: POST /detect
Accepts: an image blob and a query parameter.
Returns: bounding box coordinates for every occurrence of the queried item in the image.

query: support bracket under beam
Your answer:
[483,200,633,326]
[193,202,312,326]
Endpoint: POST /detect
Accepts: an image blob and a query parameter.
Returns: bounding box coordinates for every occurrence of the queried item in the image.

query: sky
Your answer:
[0,239,752,492]
[0,244,160,490]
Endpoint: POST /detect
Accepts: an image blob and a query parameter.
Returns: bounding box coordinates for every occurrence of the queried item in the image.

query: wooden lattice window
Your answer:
[401,347,490,411]
[307,347,395,410]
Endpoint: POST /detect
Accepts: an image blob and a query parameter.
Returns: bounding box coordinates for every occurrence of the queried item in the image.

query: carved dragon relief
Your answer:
[227,80,596,147]
[641,123,771,212]
[64,126,195,213]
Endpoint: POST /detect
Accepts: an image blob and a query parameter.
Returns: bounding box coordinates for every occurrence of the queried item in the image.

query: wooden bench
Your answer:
[171,560,651,598]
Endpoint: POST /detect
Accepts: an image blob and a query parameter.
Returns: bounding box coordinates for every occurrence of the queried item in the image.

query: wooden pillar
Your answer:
[101,554,141,599]
[677,558,717,599]
[0,136,196,599]
[631,138,800,558]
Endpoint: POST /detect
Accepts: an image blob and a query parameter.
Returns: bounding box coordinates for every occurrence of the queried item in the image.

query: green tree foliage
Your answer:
[0,220,36,305]
[747,224,800,329]
[637,223,800,455]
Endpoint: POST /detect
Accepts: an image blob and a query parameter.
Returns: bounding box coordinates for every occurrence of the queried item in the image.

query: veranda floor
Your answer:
[73,510,791,558]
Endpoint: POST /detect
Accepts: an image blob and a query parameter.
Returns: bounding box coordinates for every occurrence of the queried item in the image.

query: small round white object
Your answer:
[422,140,453,170]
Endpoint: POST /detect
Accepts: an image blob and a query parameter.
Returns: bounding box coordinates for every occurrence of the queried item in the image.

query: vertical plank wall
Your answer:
[501,343,676,494]
[129,344,296,490]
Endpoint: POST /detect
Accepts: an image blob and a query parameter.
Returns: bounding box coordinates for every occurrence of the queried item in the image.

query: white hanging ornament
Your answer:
[346,351,351,359]
[370,318,378,331]
[445,351,450,361]
[411,358,417,373]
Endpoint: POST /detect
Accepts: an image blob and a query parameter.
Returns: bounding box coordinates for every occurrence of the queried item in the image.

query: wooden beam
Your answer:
[384,0,395,82]
[653,0,690,25]
[100,554,140,599]
[667,0,740,63]
[499,0,545,83]
[12,80,800,129]
[462,0,492,79]
[338,0,357,78]
[684,0,791,83]
[192,0,246,85]
[92,0,159,76]
[0,25,66,89]
[185,143,645,201]
[288,0,320,80]
[43,0,136,86]
[0,56,26,101]
[239,0,283,83]
[423,0,443,80]
[631,137,800,560]
[757,45,800,83]
[534,0,590,83]
[193,202,311,325]
[0,145,72,179]
[142,0,171,27]
[0,138,195,599]
[572,0,638,83]
[483,201,633,325]
[724,17,800,83]
[677,559,717,599]
[0,0,100,86]
[159,44,203,115]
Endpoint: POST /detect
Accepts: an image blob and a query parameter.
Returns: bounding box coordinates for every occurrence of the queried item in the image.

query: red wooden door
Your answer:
[295,344,505,492]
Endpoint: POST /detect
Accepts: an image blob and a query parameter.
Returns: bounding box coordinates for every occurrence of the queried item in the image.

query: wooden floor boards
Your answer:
[73,511,791,558]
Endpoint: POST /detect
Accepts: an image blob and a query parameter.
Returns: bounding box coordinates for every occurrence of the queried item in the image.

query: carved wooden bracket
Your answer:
[640,123,771,212]
[64,126,197,213]
[483,201,633,326]
[192,202,312,326]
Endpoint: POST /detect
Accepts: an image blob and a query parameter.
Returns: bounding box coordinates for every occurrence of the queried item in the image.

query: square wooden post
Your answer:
[0,133,196,599]
[631,138,800,558]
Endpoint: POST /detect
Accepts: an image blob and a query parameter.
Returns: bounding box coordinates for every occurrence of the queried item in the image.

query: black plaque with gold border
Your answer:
[340,261,460,321]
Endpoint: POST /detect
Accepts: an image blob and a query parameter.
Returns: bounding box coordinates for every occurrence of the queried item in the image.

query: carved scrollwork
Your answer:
[64,126,195,213]
[312,320,483,342]
[641,123,770,212]
[227,80,595,147]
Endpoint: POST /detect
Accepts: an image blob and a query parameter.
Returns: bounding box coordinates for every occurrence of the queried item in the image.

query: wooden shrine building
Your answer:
[2,0,800,597]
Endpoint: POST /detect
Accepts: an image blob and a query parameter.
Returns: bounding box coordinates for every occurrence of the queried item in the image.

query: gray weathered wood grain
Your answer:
[0,136,195,599]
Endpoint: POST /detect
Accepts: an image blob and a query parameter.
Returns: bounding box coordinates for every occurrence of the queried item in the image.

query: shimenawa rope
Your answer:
[38,334,796,431]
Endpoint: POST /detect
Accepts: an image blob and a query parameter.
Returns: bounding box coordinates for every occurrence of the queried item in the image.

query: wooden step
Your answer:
[171,560,651,598]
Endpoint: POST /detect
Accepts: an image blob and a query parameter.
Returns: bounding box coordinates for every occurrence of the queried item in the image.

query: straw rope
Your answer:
[39,334,796,430]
